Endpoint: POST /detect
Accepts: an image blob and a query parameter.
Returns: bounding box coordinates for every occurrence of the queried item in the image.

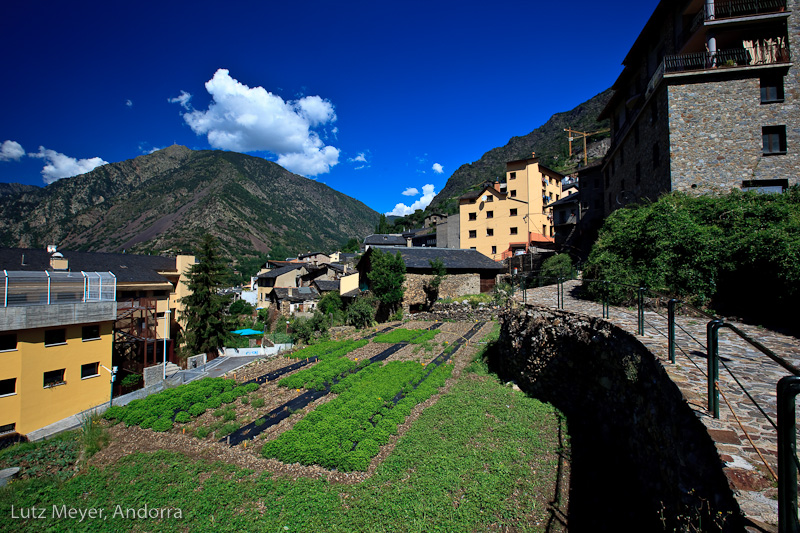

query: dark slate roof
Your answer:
[341,288,361,298]
[270,286,320,302]
[368,246,503,271]
[298,251,327,259]
[313,279,340,292]
[339,253,358,262]
[364,234,407,246]
[0,247,179,283]
[257,264,305,279]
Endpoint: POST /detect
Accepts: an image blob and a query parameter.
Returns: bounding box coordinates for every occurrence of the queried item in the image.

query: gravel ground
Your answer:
[91,320,496,483]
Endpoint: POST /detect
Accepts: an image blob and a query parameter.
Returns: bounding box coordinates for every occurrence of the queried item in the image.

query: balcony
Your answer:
[706,0,787,20]
[664,41,790,74]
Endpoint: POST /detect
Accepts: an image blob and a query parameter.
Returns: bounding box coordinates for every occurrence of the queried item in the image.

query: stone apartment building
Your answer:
[459,156,563,261]
[600,0,798,215]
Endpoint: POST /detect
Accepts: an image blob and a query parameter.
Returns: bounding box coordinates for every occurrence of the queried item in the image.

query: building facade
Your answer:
[600,0,798,215]
[459,157,563,260]
[0,271,116,437]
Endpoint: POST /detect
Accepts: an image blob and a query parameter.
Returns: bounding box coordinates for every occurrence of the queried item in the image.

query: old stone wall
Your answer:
[491,305,741,531]
[407,301,499,321]
[668,72,799,193]
[402,273,479,310]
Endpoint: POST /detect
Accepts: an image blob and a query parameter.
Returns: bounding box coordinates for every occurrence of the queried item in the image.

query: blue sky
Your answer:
[0,0,658,216]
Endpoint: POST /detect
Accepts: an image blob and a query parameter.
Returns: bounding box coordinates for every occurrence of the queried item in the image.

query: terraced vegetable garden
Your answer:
[101,324,483,471]
[1,320,571,533]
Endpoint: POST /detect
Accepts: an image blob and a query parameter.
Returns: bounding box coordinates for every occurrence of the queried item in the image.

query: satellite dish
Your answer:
[616,191,634,205]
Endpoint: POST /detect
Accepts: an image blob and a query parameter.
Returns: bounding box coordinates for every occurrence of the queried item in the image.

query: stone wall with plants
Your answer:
[402,273,479,310]
[490,305,742,531]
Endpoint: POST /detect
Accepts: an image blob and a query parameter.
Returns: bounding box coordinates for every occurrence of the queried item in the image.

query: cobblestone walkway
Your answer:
[518,280,800,530]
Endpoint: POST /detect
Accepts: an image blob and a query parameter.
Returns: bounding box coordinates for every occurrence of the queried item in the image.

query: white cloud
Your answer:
[30,147,108,184]
[349,153,367,163]
[432,163,444,174]
[0,140,25,161]
[126,99,133,107]
[401,187,419,196]
[386,184,436,216]
[176,69,340,176]
[168,90,192,110]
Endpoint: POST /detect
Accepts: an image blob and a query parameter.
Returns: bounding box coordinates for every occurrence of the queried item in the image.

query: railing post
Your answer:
[637,287,645,335]
[557,277,563,309]
[602,281,610,319]
[668,299,678,364]
[3,270,7,308]
[707,319,724,418]
[778,375,800,533]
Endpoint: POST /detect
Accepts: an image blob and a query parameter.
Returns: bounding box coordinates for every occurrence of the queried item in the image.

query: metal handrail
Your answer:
[517,273,800,532]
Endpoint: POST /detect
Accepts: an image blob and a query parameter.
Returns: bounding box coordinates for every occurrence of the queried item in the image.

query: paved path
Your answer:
[518,280,800,530]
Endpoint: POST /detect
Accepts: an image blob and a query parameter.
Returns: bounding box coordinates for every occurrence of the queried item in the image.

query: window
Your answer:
[468,212,477,221]
[742,179,788,193]
[82,324,100,341]
[762,125,787,154]
[542,225,547,235]
[44,329,66,346]
[486,211,493,219]
[0,333,17,352]
[81,362,100,379]
[469,247,476,250]
[0,423,15,436]
[761,75,784,103]
[510,190,516,197]
[510,227,518,235]
[550,226,554,237]
[43,369,66,388]
[509,172,516,180]
[0,378,16,397]
[510,208,517,216]
[652,143,660,168]
[468,230,477,239]
[486,229,494,236]
[485,196,493,202]
[491,246,497,254]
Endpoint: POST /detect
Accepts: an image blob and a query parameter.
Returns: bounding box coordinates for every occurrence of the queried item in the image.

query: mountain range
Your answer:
[427,88,612,214]
[0,146,379,263]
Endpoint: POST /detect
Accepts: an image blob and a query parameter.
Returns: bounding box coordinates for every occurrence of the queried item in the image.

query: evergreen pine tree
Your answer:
[180,234,230,356]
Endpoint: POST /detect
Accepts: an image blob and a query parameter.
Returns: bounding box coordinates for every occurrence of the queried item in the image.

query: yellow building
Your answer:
[0,271,116,437]
[459,156,564,260]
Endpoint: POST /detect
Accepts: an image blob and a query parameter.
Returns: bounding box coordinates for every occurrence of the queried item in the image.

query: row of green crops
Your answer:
[287,339,368,360]
[278,357,371,391]
[372,328,437,344]
[103,378,259,432]
[262,361,453,471]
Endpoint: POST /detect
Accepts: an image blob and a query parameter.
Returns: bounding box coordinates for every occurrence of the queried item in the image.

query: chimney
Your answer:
[493,180,501,191]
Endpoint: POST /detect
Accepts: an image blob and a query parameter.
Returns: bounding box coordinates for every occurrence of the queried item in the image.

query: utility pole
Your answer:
[564,127,610,166]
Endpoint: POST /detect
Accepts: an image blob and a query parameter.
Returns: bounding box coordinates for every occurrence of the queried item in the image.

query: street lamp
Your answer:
[100,365,118,407]
[162,309,171,380]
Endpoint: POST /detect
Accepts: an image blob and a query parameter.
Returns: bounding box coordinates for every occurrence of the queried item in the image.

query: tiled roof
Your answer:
[270,286,320,302]
[298,251,327,259]
[364,234,407,246]
[0,247,180,283]
[257,264,305,279]
[367,246,503,271]
[313,279,340,292]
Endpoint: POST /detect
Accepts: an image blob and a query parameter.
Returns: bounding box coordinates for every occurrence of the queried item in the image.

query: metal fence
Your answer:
[2,270,116,307]
[511,272,800,533]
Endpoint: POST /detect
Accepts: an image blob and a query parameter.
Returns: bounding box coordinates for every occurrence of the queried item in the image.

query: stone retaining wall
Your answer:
[402,273,479,310]
[491,305,742,531]
[407,301,500,322]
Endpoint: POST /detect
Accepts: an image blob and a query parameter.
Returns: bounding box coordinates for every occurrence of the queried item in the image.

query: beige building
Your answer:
[459,156,563,260]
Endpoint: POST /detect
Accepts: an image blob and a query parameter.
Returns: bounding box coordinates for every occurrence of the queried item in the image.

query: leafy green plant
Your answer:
[251,397,265,409]
[175,411,192,423]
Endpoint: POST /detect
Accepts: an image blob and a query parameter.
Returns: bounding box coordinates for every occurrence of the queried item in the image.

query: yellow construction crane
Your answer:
[564,127,610,166]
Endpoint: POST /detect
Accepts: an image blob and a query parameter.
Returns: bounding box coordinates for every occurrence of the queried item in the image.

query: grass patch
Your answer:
[373,328,437,344]
[0,348,563,532]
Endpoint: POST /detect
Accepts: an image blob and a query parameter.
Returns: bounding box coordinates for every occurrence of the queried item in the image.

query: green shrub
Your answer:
[140,416,158,429]
[251,397,265,409]
[216,422,239,438]
[175,411,192,423]
[207,397,223,409]
[223,410,236,422]
[102,406,125,422]
[241,396,250,405]
[151,418,173,432]
[220,392,235,404]
[540,254,574,281]
[188,403,207,417]
[345,295,377,328]
[255,418,266,426]
[195,427,211,439]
